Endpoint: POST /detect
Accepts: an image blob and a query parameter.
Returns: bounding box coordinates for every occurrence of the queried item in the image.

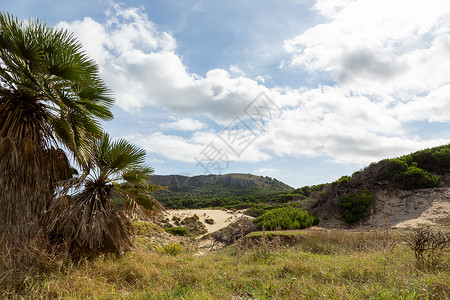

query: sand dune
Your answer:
[164,209,248,235]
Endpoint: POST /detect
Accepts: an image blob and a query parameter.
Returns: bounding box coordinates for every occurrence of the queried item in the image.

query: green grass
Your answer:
[1,229,448,299]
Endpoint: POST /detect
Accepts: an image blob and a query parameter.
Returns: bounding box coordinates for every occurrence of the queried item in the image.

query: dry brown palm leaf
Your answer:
[45,184,133,260]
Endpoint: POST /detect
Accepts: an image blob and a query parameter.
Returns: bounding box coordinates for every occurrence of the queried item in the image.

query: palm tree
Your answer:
[0,13,113,269]
[45,133,161,260]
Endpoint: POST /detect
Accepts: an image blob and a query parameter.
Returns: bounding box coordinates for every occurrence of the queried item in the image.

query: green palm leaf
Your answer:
[0,12,114,269]
[45,133,162,259]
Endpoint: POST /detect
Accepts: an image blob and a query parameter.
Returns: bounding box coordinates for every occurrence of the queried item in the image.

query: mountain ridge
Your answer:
[151,173,293,192]
[151,173,294,207]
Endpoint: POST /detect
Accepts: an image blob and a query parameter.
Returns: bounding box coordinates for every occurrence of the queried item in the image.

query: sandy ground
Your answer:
[163,209,247,235]
[376,187,450,229]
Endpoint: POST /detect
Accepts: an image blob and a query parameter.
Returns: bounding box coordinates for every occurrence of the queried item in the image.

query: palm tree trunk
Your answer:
[0,139,52,271]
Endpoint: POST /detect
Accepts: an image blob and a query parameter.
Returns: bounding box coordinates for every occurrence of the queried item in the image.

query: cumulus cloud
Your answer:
[59,1,450,168]
[127,132,204,163]
[58,4,280,122]
[127,130,271,164]
[160,118,207,131]
[284,0,450,96]
[394,84,450,122]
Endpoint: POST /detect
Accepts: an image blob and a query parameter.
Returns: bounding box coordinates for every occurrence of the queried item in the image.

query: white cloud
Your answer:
[161,118,207,131]
[58,4,280,122]
[127,130,271,164]
[284,0,450,97]
[128,132,204,163]
[252,86,448,164]
[229,65,246,76]
[60,1,450,168]
[254,168,279,176]
[394,84,450,122]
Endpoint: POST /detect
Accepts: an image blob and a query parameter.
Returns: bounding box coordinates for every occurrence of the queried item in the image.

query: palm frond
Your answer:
[44,133,162,259]
[0,12,115,268]
[44,185,134,260]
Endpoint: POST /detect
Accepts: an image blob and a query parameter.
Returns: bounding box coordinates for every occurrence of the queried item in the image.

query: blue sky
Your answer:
[2,0,450,187]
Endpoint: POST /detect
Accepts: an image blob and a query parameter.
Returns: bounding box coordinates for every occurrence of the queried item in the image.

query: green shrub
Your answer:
[340,190,374,223]
[407,144,450,174]
[245,203,302,218]
[253,206,318,230]
[273,194,298,203]
[164,227,188,236]
[245,206,267,218]
[377,159,441,190]
[292,186,311,196]
[333,175,351,184]
[154,242,184,255]
[393,165,441,190]
[310,184,326,192]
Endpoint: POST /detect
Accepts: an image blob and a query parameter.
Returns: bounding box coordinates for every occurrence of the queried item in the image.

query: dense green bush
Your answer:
[244,203,302,218]
[272,194,299,202]
[292,184,326,197]
[333,175,351,184]
[377,159,441,190]
[157,189,313,210]
[340,190,374,223]
[164,227,188,236]
[406,144,450,174]
[393,165,441,190]
[253,206,319,230]
[245,206,267,218]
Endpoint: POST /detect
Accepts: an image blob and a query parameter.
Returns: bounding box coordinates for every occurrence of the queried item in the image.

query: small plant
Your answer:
[180,216,208,236]
[406,226,449,270]
[154,242,184,256]
[204,218,215,225]
[340,190,373,223]
[165,226,188,236]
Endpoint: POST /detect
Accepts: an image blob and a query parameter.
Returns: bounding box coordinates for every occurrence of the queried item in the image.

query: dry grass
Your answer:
[0,229,448,299]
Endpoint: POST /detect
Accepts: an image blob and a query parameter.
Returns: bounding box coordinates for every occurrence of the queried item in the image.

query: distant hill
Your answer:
[151,173,294,208]
[151,173,293,192]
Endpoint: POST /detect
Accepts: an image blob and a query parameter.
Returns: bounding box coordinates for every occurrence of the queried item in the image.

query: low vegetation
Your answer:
[165,227,189,236]
[340,190,374,223]
[244,202,302,218]
[1,229,448,299]
[376,159,441,190]
[154,242,185,256]
[406,226,449,270]
[253,206,319,230]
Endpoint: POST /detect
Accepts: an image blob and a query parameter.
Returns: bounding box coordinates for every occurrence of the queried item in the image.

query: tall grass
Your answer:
[1,229,448,299]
